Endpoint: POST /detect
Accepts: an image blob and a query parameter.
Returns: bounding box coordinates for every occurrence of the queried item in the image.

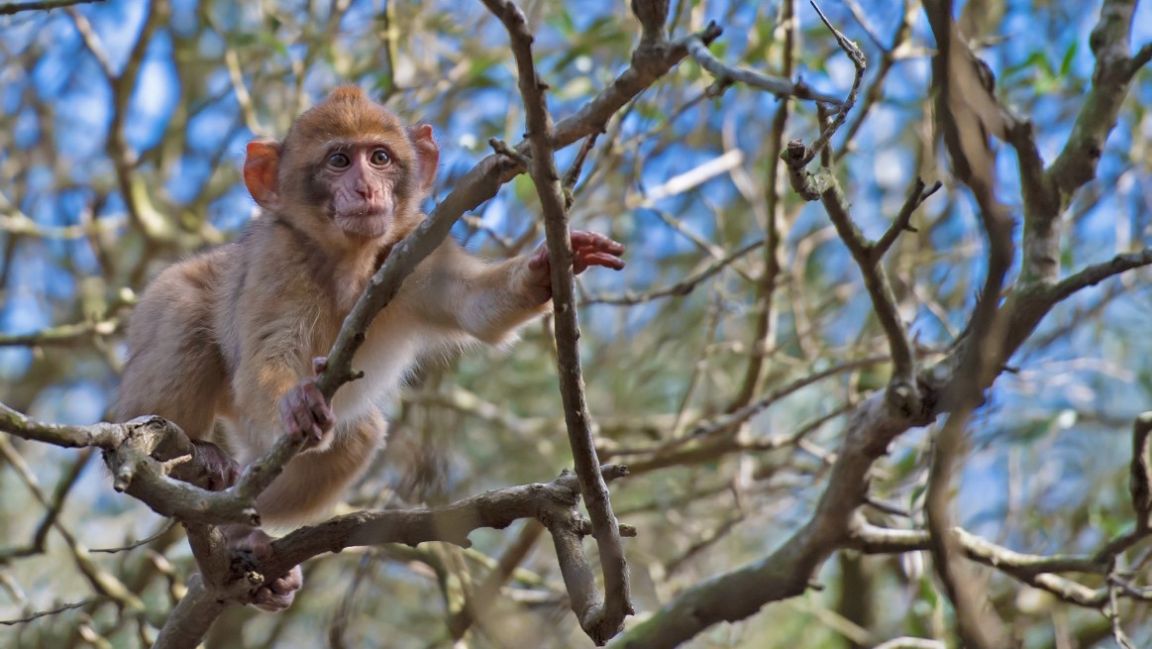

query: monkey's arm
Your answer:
[228,292,335,458]
[411,232,625,344]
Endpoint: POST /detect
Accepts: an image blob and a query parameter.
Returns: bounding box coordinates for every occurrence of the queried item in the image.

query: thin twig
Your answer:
[872,178,941,261]
[686,28,843,105]
[584,238,764,306]
[798,0,867,166]
[0,599,98,625]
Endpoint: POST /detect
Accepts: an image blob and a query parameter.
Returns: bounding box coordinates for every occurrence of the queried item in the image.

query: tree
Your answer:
[1,0,1150,647]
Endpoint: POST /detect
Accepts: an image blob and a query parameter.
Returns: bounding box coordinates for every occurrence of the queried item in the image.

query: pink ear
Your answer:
[408,124,440,195]
[244,141,281,208]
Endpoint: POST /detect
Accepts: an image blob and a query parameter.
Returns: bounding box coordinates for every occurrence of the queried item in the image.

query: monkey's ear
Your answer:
[408,124,439,196]
[244,140,282,209]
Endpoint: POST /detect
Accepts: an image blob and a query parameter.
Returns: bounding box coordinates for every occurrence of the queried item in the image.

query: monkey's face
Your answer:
[245,87,441,246]
[306,139,414,239]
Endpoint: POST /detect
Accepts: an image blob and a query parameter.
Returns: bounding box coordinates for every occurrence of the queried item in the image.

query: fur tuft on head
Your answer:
[284,86,406,150]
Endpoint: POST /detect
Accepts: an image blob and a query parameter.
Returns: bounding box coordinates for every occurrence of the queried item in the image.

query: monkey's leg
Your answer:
[219,413,385,612]
[115,259,235,488]
[255,410,386,525]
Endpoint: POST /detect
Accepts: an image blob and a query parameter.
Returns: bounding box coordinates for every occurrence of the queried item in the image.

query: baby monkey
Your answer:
[115,86,625,609]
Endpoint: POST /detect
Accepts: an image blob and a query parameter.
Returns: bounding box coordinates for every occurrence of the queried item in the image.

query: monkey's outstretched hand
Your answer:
[277,356,336,452]
[525,230,626,302]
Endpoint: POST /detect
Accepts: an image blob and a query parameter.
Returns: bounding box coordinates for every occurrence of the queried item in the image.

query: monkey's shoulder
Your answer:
[140,245,239,304]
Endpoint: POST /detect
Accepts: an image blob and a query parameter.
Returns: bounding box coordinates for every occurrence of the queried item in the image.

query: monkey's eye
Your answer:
[327,152,351,169]
[370,149,392,166]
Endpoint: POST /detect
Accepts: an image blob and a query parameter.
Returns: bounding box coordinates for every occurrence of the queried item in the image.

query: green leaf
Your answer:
[1059,41,1078,77]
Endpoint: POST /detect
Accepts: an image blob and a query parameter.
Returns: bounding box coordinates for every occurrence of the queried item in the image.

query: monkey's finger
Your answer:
[271,567,303,592]
[576,252,626,273]
[570,231,625,254]
[278,397,299,434]
[298,382,332,425]
[312,356,328,375]
[252,586,294,612]
[314,405,335,430]
[289,392,317,438]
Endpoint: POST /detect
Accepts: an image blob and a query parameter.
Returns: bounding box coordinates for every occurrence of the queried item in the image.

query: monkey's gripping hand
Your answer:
[169,441,241,491]
[277,356,336,452]
[525,231,626,303]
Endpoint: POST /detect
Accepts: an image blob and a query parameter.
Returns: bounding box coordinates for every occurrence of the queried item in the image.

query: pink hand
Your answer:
[526,230,626,301]
[277,356,335,450]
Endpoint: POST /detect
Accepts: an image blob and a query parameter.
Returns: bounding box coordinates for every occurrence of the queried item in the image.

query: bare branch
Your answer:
[1048,0,1151,196]
[781,153,919,402]
[611,388,927,648]
[0,400,126,449]
[0,317,120,347]
[686,29,843,105]
[584,238,763,306]
[0,0,102,13]
[872,178,940,262]
[0,599,97,625]
[1130,412,1152,527]
[796,0,867,165]
[1047,248,1152,304]
[482,0,633,641]
[850,520,1113,607]
[448,520,545,639]
[152,576,227,649]
[924,411,1013,649]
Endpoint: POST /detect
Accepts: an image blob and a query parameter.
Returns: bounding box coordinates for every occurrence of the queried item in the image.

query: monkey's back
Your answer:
[115,245,240,442]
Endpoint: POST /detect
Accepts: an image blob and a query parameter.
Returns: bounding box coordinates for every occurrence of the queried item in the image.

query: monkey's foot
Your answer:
[225,526,304,612]
[251,565,303,612]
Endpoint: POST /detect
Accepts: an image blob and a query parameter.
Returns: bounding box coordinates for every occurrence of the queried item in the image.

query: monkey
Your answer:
[113,86,625,610]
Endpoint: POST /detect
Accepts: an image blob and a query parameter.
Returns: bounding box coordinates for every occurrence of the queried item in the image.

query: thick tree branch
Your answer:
[1010,0,1149,286]
[923,3,1017,646]
[151,465,628,649]
[1048,0,1149,197]
[611,390,925,648]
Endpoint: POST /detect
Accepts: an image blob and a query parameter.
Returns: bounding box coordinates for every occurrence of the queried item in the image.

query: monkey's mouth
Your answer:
[337,206,389,219]
[332,205,395,238]
[332,194,393,221]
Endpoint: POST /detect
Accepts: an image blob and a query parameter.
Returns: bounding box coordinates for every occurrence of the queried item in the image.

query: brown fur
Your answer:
[115,87,557,525]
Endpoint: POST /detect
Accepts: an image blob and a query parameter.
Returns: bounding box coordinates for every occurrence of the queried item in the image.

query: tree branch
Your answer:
[482,0,633,642]
[0,0,102,15]
[685,28,843,105]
